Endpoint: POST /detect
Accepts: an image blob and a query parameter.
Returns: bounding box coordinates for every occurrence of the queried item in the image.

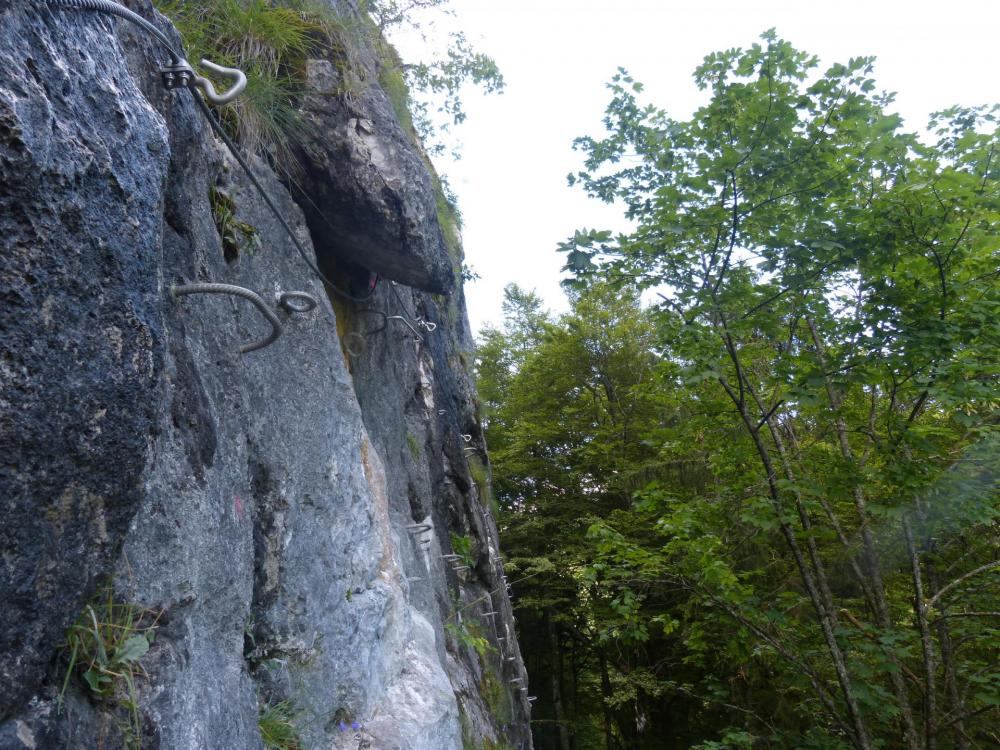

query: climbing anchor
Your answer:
[170,283,317,354]
[161,58,247,105]
[276,290,319,314]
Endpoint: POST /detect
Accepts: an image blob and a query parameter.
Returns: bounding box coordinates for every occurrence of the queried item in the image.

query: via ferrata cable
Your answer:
[42,0,381,306]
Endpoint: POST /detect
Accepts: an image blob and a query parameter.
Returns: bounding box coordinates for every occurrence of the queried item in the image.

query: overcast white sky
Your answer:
[397,0,998,334]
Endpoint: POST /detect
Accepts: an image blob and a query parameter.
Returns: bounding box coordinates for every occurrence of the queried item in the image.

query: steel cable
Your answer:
[189,94,381,305]
[42,0,380,306]
[44,0,181,60]
[170,283,281,353]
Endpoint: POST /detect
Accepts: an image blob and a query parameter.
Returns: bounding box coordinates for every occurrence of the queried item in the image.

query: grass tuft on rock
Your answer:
[258,699,303,750]
[59,586,161,749]
[155,0,365,167]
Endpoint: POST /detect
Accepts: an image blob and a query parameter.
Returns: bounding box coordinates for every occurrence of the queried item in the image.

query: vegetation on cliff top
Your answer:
[154,0,501,166]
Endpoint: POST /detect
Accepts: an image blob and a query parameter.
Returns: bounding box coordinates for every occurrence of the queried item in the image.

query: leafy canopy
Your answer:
[490,29,1000,750]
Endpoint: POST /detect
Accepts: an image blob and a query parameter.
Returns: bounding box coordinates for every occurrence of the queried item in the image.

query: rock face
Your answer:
[295,57,457,295]
[0,2,530,749]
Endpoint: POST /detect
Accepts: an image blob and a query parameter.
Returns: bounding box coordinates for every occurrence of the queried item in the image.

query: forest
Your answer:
[477,32,1000,750]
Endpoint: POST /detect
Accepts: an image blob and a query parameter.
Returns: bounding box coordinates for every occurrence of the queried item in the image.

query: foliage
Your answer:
[363,0,449,32]
[446,619,493,658]
[467,454,494,511]
[435,175,463,257]
[209,184,260,262]
[379,57,416,134]
[60,587,161,749]
[403,29,504,154]
[485,31,1000,750]
[479,665,512,725]
[450,532,475,567]
[364,0,504,155]
[258,699,303,750]
[406,429,422,459]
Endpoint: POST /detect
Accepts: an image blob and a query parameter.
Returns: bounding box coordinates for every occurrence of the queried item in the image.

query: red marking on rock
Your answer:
[234,494,245,521]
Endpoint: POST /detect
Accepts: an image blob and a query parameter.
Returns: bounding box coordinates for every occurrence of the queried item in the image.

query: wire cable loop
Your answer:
[170,282,281,354]
[193,59,246,105]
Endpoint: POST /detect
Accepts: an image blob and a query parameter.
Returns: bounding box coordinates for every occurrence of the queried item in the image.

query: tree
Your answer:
[479,283,702,749]
[364,0,505,155]
[555,30,1000,750]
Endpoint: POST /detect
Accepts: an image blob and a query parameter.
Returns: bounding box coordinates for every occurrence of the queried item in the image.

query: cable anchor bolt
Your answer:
[161,59,247,105]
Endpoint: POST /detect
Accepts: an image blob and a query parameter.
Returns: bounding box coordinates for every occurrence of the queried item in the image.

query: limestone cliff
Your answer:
[0,1,530,747]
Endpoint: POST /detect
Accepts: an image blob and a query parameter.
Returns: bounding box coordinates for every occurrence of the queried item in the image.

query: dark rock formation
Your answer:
[0,1,530,748]
[0,2,169,719]
[296,57,456,295]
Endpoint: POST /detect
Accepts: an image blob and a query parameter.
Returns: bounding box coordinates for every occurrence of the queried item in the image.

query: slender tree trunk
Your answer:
[570,638,579,750]
[904,518,937,750]
[927,557,968,750]
[599,651,615,750]
[806,318,922,750]
[757,404,840,627]
[548,615,572,750]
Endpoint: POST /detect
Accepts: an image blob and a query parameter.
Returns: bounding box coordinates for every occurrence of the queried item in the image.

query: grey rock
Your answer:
[0,1,529,748]
[0,0,169,719]
[294,55,456,295]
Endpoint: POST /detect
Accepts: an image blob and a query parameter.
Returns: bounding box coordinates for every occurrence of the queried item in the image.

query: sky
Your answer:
[395,0,998,334]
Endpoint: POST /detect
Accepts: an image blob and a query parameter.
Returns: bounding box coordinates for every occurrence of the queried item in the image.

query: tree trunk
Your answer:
[927,555,968,750]
[904,518,937,750]
[600,651,615,750]
[806,318,922,750]
[548,615,572,750]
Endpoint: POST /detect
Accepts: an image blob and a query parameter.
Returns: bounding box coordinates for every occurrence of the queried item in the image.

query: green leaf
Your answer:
[116,635,150,664]
[83,669,111,693]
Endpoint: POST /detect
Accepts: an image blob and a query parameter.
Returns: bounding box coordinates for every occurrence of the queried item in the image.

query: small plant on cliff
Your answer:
[445,620,492,658]
[209,184,261,262]
[406,430,422,459]
[466,455,494,512]
[258,699,303,750]
[59,587,161,749]
[479,666,512,725]
[450,532,475,568]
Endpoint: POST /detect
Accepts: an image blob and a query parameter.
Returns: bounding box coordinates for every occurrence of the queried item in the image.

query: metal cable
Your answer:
[42,0,376,305]
[171,283,281,353]
[388,280,436,333]
[352,307,424,342]
[190,94,381,305]
[43,0,432,360]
